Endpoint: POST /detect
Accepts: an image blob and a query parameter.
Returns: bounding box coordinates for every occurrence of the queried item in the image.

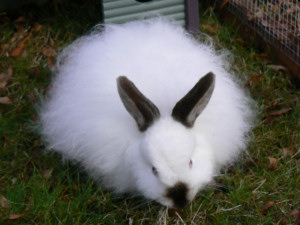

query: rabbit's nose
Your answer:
[166,182,189,209]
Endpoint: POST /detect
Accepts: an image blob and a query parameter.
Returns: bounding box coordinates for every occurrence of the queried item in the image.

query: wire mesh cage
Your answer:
[217,0,300,78]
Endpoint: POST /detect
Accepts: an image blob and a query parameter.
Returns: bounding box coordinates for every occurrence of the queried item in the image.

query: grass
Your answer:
[0,1,299,224]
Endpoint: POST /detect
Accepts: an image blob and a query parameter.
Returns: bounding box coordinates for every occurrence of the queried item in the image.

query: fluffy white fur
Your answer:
[39,19,254,208]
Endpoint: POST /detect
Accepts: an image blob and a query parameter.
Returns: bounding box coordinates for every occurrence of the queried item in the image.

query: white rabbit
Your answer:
[39,18,254,208]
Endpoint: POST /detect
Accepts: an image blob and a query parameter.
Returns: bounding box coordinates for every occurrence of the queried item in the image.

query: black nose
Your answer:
[166,182,189,209]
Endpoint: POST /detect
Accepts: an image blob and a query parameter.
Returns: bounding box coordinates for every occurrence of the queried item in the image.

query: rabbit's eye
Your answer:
[189,160,193,169]
[152,166,158,177]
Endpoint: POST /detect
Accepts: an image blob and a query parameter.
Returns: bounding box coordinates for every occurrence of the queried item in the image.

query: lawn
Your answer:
[0,1,299,224]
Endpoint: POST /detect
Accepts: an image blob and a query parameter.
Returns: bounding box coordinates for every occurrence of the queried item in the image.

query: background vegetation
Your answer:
[0,0,299,224]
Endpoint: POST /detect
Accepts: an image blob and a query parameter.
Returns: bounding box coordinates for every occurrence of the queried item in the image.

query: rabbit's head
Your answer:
[117,73,215,208]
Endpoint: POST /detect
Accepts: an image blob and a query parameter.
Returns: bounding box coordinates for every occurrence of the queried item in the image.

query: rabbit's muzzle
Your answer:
[166,182,189,209]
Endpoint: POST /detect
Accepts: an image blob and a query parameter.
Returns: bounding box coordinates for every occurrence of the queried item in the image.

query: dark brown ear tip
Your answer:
[117,75,160,132]
[204,72,216,82]
[117,75,125,81]
[171,72,216,128]
[117,76,129,85]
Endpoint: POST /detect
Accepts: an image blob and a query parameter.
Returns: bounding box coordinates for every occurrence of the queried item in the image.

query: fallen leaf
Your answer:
[290,97,300,105]
[32,23,43,32]
[267,2,281,14]
[279,217,290,224]
[43,169,53,179]
[1,196,10,208]
[267,64,288,72]
[0,65,13,88]
[15,16,25,23]
[10,30,25,44]
[269,108,293,117]
[290,209,300,221]
[46,56,56,69]
[245,74,262,86]
[268,157,278,170]
[262,117,276,125]
[285,7,296,15]
[219,0,229,9]
[260,201,275,213]
[42,47,57,57]
[201,24,220,33]
[0,96,13,105]
[254,53,270,60]
[283,146,298,156]
[263,98,282,112]
[9,214,23,220]
[11,35,31,58]
[254,9,264,20]
[247,11,255,21]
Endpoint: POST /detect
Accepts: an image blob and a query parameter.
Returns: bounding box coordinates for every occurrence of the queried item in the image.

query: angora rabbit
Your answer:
[39,19,254,209]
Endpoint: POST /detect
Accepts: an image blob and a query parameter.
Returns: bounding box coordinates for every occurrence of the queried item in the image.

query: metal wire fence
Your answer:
[218,0,299,67]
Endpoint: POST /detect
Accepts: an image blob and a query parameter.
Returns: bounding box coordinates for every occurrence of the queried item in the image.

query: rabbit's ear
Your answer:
[117,76,160,132]
[172,72,215,128]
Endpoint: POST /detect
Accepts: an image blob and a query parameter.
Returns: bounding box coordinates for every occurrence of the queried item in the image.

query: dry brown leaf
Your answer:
[32,23,43,32]
[267,2,281,13]
[260,201,275,213]
[268,157,278,170]
[42,47,57,57]
[262,117,275,125]
[279,217,290,224]
[43,169,53,179]
[1,196,10,208]
[285,8,296,15]
[267,64,288,72]
[269,108,293,117]
[9,214,23,220]
[283,146,298,156]
[15,16,25,23]
[254,9,264,20]
[290,209,300,221]
[263,99,282,112]
[11,35,31,58]
[219,0,229,9]
[0,65,13,88]
[254,53,270,60]
[46,56,56,69]
[201,24,220,33]
[0,96,13,105]
[10,30,24,44]
[247,11,255,21]
[245,74,262,86]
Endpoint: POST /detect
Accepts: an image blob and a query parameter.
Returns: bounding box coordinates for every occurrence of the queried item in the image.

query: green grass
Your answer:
[0,1,299,224]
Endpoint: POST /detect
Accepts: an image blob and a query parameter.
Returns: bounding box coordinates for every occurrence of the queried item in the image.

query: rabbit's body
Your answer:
[40,19,254,208]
